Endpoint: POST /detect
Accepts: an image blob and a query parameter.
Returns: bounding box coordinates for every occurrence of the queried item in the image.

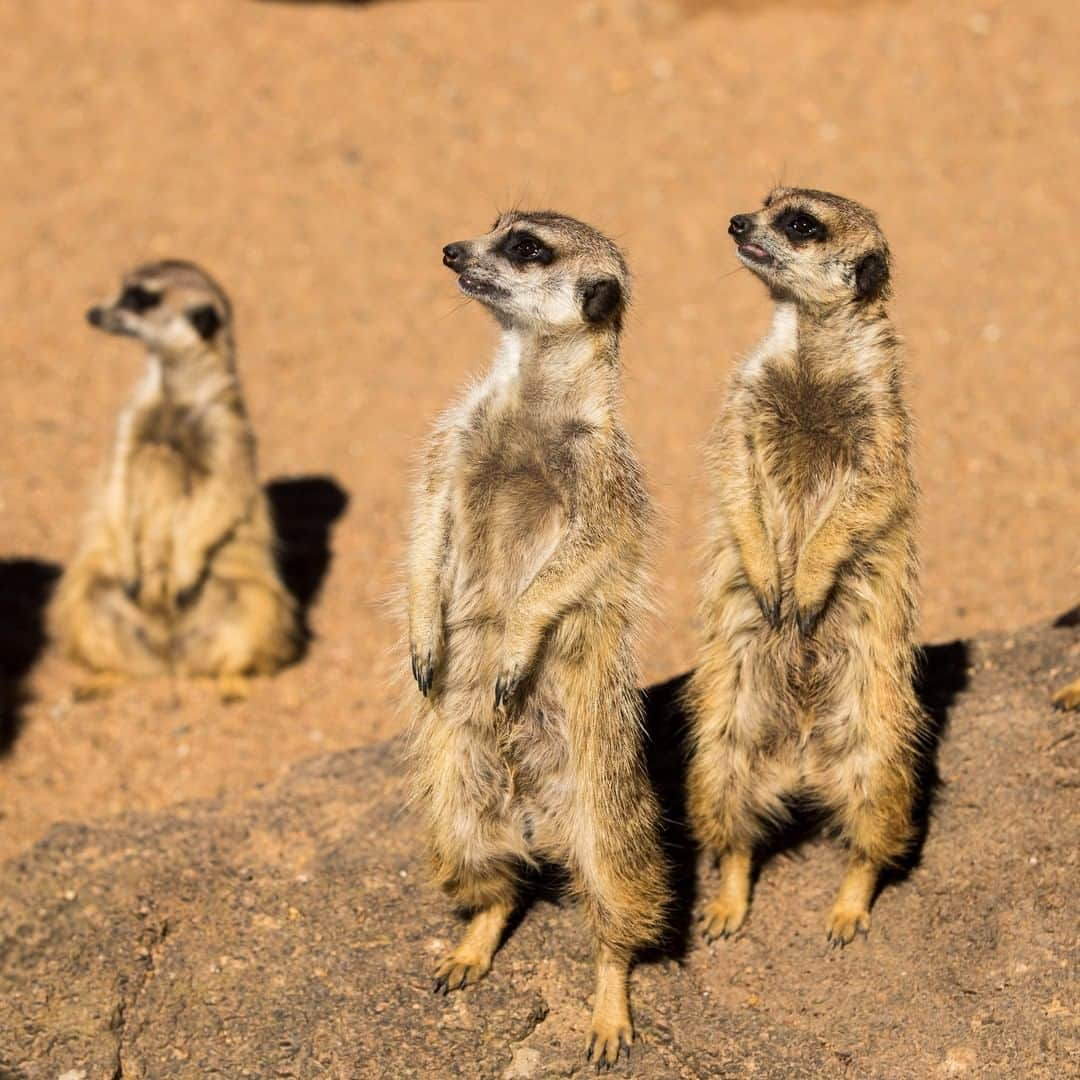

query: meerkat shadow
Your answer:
[0,558,62,757]
[888,637,971,883]
[1052,603,1080,629]
[265,476,349,644]
[639,671,699,962]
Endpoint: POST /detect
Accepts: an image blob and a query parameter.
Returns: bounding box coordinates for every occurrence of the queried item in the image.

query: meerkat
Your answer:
[406,211,667,1067]
[686,188,928,947]
[50,260,300,701]
[1053,676,1080,710]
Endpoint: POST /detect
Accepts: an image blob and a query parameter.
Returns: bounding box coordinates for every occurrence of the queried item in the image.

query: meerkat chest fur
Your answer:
[447,332,602,609]
[740,310,886,551]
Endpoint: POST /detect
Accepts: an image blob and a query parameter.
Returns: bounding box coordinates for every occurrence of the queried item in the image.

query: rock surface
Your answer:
[1,620,1077,1079]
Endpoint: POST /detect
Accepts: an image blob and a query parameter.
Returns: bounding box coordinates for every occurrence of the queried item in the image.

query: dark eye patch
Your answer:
[498,230,555,267]
[774,208,827,243]
[118,284,161,313]
[186,304,222,341]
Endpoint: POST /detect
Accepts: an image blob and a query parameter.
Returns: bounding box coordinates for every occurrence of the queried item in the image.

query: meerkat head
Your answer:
[728,188,891,310]
[441,211,629,335]
[86,260,233,361]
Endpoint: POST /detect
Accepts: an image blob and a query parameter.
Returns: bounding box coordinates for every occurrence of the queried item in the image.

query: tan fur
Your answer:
[687,189,928,946]
[406,212,667,1066]
[1052,675,1080,711]
[51,261,300,701]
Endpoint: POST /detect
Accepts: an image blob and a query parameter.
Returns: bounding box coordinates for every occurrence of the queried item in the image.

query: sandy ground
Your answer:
[0,2,1076,863]
[1,623,1077,1078]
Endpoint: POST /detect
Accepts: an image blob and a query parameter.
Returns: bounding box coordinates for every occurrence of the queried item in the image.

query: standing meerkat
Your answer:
[406,211,667,1067]
[687,188,928,946]
[51,260,300,701]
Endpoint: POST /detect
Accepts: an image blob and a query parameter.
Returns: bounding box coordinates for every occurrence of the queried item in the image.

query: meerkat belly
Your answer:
[754,367,872,574]
[127,404,212,575]
[446,454,565,623]
[501,691,573,854]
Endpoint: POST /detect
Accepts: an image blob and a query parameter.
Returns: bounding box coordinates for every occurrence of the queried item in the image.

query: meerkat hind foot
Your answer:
[1052,679,1080,711]
[432,901,510,995]
[700,893,749,942]
[826,903,871,947]
[216,674,251,704]
[826,859,877,947]
[73,671,129,702]
[700,849,751,942]
[586,948,633,1069]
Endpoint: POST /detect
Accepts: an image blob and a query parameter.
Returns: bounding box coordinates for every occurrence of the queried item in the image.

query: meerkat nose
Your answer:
[442,243,466,270]
[728,215,752,238]
[86,306,105,327]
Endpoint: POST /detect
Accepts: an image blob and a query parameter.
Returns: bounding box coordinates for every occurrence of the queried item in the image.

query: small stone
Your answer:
[502,1046,543,1078]
[943,1044,978,1073]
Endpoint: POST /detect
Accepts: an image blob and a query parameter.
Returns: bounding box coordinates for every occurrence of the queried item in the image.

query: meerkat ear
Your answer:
[581,278,623,325]
[187,304,222,341]
[854,251,890,302]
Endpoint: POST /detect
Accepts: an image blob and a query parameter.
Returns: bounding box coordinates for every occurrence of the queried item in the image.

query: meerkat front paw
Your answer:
[408,599,443,697]
[171,559,208,611]
[494,617,541,708]
[793,554,835,636]
[432,949,491,995]
[741,550,782,629]
[410,646,437,697]
[700,893,748,941]
[138,568,172,613]
[826,902,870,947]
[408,619,441,697]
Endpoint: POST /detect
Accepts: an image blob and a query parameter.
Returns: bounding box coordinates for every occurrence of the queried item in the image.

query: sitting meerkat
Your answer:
[51,260,300,701]
[406,211,667,1067]
[687,188,928,946]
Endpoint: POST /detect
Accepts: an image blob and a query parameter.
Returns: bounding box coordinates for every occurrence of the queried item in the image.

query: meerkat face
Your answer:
[86,260,232,359]
[728,188,891,308]
[441,211,629,333]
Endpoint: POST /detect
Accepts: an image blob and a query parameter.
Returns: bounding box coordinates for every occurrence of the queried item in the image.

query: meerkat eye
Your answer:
[782,212,824,241]
[118,285,161,313]
[500,231,554,266]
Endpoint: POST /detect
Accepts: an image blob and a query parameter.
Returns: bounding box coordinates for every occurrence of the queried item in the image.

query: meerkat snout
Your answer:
[728,214,752,237]
[441,242,468,270]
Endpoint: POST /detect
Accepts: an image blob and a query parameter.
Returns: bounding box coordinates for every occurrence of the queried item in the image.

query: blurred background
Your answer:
[0,0,1075,858]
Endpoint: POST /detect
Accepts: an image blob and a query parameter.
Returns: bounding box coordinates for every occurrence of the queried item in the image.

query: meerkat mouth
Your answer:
[737,243,774,266]
[457,271,510,302]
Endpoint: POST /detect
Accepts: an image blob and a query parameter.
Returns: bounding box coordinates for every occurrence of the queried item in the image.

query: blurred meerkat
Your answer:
[51,260,300,701]
[406,211,667,1067]
[687,188,928,946]
[1053,676,1080,710]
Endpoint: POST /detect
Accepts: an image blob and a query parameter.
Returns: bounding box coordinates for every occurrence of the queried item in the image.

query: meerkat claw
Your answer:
[411,649,434,696]
[494,672,519,709]
[797,606,821,637]
[755,590,781,628]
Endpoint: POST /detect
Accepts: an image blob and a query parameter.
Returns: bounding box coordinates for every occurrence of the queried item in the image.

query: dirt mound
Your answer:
[1,619,1075,1079]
